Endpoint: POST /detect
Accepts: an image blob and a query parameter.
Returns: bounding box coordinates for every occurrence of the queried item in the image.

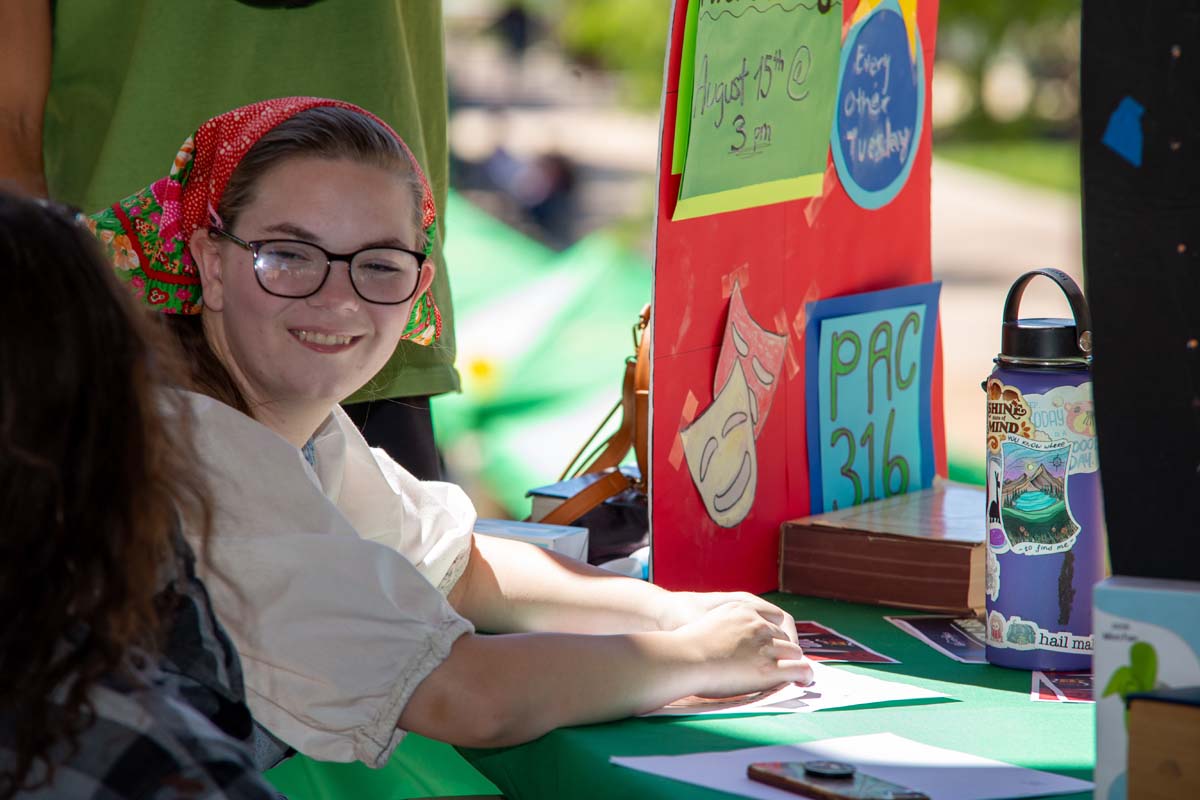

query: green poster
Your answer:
[676,0,842,220]
[671,0,701,175]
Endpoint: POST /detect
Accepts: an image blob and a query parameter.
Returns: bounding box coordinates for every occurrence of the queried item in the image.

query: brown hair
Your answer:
[0,193,212,797]
[167,105,427,414]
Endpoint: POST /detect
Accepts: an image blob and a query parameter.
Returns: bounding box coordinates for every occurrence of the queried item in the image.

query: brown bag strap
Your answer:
[537,305,651,527]
[632,304,650,484]
[536,468,634,526]
[580,357,638,476]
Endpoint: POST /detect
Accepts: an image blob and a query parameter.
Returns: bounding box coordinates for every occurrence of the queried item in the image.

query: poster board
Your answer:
[651,0,945,592]
[804,282,941,514]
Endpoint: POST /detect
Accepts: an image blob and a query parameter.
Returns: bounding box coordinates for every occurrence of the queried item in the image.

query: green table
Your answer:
[462,594,1094,800]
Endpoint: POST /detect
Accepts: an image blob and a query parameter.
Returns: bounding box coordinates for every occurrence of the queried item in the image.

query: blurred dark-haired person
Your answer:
[0,191,274,799]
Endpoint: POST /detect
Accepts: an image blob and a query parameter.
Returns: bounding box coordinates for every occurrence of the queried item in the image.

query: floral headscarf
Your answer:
[85,97,441,345]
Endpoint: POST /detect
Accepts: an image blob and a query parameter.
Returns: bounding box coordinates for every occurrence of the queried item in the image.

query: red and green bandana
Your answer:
[84,96,441,346]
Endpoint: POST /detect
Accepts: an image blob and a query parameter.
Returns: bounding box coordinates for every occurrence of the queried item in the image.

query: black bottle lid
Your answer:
[999,268,1093,366]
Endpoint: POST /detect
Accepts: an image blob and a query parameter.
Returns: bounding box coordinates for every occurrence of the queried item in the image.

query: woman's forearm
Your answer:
[450,534,674,634]
[399,602,810,748]
[399,630,693,747]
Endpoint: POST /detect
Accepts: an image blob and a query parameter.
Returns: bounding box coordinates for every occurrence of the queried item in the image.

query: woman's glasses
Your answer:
[209,227,424,305]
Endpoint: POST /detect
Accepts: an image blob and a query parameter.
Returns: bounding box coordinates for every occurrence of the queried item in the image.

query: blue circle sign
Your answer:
[830,0,924,209]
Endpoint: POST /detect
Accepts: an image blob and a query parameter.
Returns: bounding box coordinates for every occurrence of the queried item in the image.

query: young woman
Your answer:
[88,97,812,768]
[0,192,274,798]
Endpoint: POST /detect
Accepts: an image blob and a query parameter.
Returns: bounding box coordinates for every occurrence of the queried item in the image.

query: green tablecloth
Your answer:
[264,593,1093,798]
[462,594,1094,800]
[265,732,499,799]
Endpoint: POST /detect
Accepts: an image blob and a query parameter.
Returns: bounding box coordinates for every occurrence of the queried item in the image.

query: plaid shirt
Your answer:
[2,529,283,798]
[156,530,292,770]
[3,667,277,799]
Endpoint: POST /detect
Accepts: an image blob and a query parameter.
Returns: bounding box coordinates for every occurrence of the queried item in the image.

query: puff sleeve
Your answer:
[308,407,475,593]
[185,393,473,766]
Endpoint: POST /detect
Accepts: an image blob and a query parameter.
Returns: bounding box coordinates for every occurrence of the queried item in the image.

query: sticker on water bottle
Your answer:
[987,611,1094,654]
[985,379,1091,558]
[985,379,1097,467]
[1022,383,1098,475]
[985,379,1035,453]
[997,436,1080,556]
[985,549,1000,602]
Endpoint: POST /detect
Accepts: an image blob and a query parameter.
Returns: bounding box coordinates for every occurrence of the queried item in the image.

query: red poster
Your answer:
[651,0,945,591]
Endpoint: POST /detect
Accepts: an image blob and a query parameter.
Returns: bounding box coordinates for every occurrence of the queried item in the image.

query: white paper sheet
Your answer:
[611,732,1093,800]
[643,662,945,716]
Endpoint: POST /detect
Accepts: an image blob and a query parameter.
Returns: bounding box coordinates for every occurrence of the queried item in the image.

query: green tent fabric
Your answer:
[439,192,558,313]
[434,200,652,515]
[428,192,556,446]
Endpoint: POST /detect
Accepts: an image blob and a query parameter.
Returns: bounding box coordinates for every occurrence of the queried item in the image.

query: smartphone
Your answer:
[747,761,930,800]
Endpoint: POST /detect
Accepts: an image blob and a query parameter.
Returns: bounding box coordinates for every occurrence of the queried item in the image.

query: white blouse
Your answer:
[184,392,475,766]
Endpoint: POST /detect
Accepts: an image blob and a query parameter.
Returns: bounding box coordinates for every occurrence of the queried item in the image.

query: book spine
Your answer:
[780,526,980,613]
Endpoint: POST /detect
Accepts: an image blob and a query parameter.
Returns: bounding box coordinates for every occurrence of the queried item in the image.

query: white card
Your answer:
[643,661,943,716]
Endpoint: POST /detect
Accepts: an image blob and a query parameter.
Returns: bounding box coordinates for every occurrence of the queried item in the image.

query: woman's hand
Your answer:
[673,600,812,699]
[656,591,799,644]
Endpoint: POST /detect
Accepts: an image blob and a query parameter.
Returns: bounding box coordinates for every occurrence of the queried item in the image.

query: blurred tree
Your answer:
[939,1,1079,45]
[543,0,1081,135]
[554,0,671,109]
[937,0,1081,138]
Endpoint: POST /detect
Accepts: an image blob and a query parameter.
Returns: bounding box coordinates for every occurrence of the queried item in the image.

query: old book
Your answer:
[780,481,986,614]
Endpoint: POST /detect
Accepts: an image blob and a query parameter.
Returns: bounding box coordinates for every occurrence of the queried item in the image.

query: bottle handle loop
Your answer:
[1001,268,1093,356]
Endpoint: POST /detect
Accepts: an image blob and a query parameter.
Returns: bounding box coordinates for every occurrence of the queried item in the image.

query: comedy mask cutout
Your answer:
[682,361,758,527]
[713,283,787,439]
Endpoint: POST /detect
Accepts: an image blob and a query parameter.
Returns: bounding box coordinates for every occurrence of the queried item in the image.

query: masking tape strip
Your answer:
[721,264,752,299]
[668,390,701,470]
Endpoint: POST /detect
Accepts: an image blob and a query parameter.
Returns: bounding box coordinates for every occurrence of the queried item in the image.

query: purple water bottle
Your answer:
[983,269,1103,671]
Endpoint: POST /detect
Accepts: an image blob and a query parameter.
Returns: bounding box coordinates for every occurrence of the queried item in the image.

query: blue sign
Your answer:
[805,282,941,513]
[830,0,924,209]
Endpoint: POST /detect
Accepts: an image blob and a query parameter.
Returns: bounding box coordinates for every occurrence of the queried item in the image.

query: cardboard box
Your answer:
[474,518,589,563]
[1094,576,1200,799]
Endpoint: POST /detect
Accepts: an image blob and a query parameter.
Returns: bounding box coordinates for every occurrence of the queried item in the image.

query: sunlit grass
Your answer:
[936,140,1080,196]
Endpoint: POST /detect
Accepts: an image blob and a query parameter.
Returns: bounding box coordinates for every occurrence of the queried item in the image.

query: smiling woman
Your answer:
[123,103,436,428]
[191,156,431,446]
[86,97,814,771]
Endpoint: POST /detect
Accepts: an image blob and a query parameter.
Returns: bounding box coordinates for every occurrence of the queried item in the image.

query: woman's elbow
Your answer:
[455,699,541,748]
[398,638,546,748]
[405,680,542,748]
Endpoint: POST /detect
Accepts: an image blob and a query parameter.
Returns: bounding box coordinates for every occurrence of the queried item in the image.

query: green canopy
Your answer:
[434,195,652,516]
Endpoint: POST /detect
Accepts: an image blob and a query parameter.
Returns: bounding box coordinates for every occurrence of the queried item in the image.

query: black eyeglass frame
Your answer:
[208,227,426,305]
